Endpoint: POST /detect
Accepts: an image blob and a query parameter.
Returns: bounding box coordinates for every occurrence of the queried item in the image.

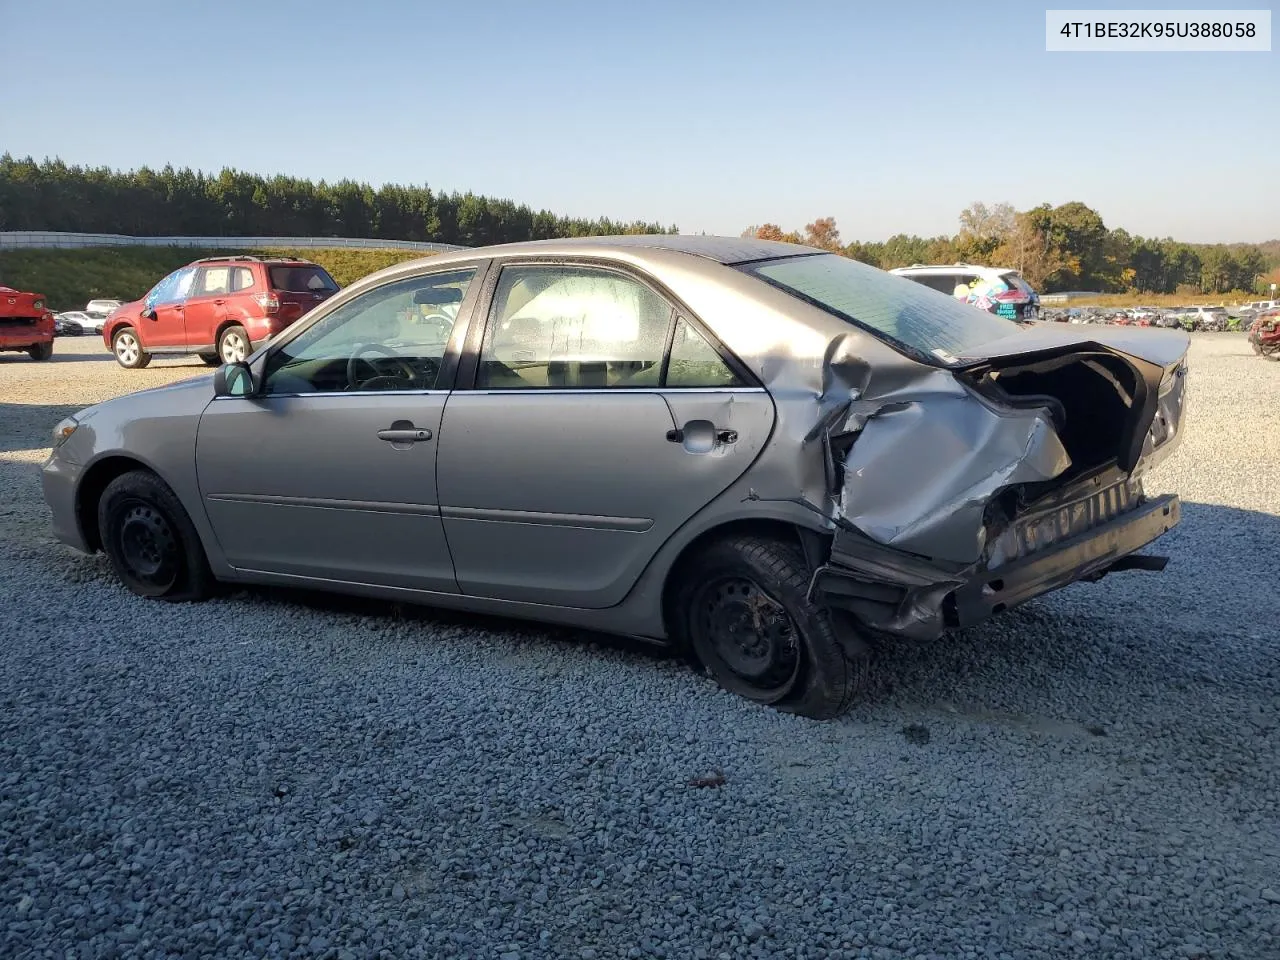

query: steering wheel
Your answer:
[346,343,417,391]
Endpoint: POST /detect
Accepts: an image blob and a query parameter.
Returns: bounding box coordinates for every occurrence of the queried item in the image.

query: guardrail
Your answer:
[0,231,466,252]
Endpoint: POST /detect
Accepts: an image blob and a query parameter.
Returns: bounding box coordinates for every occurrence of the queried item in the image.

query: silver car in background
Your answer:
[41,237,1190,718]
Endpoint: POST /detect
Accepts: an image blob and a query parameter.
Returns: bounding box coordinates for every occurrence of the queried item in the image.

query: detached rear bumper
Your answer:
[951,493,1180,628]
[813,492,1180,641]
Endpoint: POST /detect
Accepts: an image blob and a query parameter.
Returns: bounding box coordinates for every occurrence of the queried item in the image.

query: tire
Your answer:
[674,536,870,720]
[27,341,53,361]
[217,325,250,364]
[112,327,151,369]
[198,352,222,366]
[96,469,214,602]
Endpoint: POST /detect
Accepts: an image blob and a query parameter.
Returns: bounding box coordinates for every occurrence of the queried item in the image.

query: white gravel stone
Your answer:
[0,334,1276,959]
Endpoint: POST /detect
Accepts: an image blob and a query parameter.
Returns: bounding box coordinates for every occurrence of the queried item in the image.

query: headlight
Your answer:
[33,299,44,310]
[52,417,78,448]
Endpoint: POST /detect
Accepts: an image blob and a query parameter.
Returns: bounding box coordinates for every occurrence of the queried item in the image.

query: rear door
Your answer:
[183,265,231,351]
[434,261,774,609]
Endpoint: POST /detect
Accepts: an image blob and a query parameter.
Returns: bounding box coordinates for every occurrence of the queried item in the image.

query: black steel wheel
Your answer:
[691,576,801,703]
[675,535,871,719]
[97,469,214,601]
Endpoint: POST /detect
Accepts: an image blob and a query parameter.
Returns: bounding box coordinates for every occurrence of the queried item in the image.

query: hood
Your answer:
[75,373,213,423]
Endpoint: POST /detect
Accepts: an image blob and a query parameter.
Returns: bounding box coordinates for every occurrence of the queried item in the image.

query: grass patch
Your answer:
[0,246,434,310]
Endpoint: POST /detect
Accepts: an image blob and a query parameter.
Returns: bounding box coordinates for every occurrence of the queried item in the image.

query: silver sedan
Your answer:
[41,236,1190,718]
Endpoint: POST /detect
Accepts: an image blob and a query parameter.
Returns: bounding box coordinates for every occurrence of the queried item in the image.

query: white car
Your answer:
[54,310,101,335]
[84,299,124,320]
[889,263,1041,323]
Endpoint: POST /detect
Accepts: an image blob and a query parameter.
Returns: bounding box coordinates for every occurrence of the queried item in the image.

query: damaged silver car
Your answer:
[41,237,1189,719]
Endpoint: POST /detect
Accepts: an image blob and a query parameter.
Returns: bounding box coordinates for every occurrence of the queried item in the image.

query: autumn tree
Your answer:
[991,212,1066,291]
[803,216,842,252]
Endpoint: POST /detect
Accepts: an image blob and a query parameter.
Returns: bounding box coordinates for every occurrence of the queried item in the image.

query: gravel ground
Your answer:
[1,335,1278,960]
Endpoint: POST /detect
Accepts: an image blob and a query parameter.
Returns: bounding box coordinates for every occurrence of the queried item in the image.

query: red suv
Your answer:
[0,285,56,361]
[103,255,340,369]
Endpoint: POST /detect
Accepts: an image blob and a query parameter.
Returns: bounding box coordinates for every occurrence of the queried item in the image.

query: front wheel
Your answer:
[675,536,870,720]
[97,470,214,601]
[112,327,151,369]
[28,341,53,361]
[217,325,250,364]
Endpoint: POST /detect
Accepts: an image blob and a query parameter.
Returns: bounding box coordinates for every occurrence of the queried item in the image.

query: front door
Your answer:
[194,265,486,592]
[436,263,774,609]
[140,266,195,349]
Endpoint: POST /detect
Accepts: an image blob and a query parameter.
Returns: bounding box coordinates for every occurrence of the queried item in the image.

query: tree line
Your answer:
[745,203,1279,295]
[0,155,676,247]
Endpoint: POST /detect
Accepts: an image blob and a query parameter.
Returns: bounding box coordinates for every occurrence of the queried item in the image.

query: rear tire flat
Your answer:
[675,536,870,720]
[199,352,221,366]
[28,341,53,361]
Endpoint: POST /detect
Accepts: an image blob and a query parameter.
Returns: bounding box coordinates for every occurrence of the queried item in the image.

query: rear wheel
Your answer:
[97,470,214,601]
[112,327,151,369]
[199,352,221,366]
[675,536,870,720]
[28,341,53,361]
[217,325,250,364]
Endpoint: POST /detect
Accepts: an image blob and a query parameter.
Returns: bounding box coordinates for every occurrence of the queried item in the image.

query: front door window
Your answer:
[262,268,476,394]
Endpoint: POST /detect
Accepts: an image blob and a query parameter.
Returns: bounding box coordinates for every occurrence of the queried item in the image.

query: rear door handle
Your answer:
[665,428,737,444]
[377,427,433,443]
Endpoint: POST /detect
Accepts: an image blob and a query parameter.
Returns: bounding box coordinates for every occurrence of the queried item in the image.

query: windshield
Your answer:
[270,265,339,293]
[743,254,1021,362]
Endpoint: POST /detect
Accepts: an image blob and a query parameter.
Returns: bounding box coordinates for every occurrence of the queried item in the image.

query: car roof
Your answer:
[187,255,321,266]
[376,235,824,272]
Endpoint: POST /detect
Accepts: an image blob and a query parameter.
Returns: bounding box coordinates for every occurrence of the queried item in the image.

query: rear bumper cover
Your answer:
[950,493,1179,628]
[813,492,1180,641]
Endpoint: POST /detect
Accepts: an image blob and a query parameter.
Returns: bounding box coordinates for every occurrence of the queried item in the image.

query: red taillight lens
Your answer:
[994,290,1027,302]
[255,292,280,315]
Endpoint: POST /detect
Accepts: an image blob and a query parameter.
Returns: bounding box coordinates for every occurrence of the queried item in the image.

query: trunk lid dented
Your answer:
[818,326,1190,567]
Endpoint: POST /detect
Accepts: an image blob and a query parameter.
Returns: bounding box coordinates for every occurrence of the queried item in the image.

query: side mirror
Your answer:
[213,361,256,398]
[139,307,156,320]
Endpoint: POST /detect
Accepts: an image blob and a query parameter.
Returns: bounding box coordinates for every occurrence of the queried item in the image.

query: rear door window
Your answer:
[476,265,673,389]
[270,265,339,293]
[195,266,231,296]
[230,266,256,292]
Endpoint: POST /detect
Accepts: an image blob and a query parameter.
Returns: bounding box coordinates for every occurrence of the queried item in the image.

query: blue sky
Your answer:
[4,0,1277,242]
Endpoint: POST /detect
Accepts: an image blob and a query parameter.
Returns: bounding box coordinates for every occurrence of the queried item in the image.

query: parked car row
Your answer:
[1041,305,1242,331]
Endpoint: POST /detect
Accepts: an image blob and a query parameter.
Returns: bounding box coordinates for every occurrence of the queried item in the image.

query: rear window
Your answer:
[999,272,1036,295]
[744,254,1020,363]
[269,265,339,293]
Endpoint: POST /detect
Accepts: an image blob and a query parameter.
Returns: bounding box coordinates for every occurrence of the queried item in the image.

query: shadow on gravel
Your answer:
[231,583,680,662]
[211,500,1280,709]
[0,402,88,453]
